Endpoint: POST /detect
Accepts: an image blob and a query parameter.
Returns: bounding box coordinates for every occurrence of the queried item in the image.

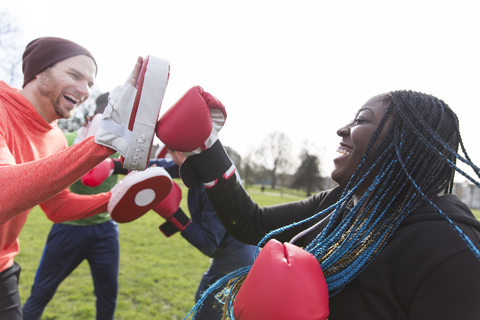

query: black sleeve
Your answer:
[205,175,333,246]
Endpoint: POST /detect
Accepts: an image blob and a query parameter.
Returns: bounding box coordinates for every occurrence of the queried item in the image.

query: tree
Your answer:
[257,131,292,189]
[239,147,268,189]
[0,10,23,87]
[290,148,322,197]
[239,149,255,188]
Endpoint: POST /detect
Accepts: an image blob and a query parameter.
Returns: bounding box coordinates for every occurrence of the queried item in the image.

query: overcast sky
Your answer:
[1,0,479,180]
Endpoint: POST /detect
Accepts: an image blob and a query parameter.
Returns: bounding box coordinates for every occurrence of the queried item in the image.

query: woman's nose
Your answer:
[337,126,350,137]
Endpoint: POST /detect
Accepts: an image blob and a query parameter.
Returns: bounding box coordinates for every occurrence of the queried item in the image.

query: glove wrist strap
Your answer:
[113,158,129,175]
[159,208,191,237]
[180,140,232,188]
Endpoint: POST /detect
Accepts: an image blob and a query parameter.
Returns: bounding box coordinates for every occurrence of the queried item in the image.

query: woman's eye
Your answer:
[354,119,365,125]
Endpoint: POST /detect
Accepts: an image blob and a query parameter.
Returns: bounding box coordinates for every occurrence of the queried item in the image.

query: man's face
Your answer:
[168,150,186,166]
[36,55,96,121]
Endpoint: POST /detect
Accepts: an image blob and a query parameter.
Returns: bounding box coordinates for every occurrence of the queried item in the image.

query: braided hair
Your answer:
[305,90,480,295]
[186,90,480,319]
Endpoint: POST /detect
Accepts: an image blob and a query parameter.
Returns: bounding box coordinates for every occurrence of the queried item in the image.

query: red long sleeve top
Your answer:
[0,81,115,272]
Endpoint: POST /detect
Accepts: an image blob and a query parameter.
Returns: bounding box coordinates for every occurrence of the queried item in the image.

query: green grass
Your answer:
[16,181,305,319]
[473,209,480,220]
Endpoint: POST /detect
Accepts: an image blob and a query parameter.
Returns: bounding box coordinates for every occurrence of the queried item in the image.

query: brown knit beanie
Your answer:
[22,37,97,87]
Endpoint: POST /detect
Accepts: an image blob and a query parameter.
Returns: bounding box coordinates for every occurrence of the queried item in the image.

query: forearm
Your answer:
[180,202,226,256]
[181,221,224,257]
[206,176,318,245]
[40,189,110,223]
[0,137,114,224]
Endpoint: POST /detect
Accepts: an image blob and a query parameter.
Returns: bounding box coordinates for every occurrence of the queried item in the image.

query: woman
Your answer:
[163,89,480,319]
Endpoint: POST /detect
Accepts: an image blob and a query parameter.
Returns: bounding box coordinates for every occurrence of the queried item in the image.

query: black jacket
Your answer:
[207,177,480,319]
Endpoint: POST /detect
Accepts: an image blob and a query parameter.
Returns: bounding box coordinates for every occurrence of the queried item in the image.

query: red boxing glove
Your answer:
[156,86,226,154]
[81,158,115,187]
[234,239,329,320]
[153,182,191,236]
[156,86,234,188]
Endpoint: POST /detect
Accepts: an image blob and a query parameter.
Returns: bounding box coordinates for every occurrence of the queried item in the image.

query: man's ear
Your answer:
[30,72,44,83]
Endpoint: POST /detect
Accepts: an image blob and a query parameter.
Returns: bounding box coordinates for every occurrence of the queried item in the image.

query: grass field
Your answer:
[16,182,306,320]
[473,209,480,220]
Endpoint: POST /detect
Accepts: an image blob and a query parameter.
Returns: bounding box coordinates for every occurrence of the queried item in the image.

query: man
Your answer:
[151,149,256,320]
[0,37,169,319]
[23,93,121,320]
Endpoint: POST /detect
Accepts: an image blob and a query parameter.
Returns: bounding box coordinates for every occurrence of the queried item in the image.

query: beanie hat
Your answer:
[22,36,97,87]
[95,92,110,114]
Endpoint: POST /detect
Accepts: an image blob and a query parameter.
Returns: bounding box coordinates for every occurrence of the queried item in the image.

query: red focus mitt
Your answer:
[233,239,329,320]
[153,182,191,236]
[108,166,173,223]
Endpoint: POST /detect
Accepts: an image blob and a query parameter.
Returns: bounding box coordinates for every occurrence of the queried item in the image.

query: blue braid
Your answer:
[184,266,251,319]
[392,115,480,261]
[393,103,480,188]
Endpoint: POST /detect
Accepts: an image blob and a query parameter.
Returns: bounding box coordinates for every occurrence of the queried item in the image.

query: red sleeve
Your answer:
[0,137,115,224]
[40,188,111,223]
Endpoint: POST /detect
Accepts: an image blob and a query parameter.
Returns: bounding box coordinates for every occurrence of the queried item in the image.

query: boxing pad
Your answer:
[233,239,329,320]
[108,166,173,223]
[81,158,115,187]
[156,86,234,188]
[96,55,170,170]
[155,144,169,159]
[153,182,191,236]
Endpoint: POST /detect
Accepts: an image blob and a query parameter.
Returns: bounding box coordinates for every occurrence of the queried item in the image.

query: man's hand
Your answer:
[128,56,143,87]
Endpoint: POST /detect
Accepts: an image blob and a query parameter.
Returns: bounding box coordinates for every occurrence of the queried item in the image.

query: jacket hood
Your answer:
[0,81,56,132]
[400,194,480,233]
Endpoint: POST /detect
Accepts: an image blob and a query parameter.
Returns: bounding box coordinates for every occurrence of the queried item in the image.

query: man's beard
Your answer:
[52,97,75,119]
[37,68,75,119]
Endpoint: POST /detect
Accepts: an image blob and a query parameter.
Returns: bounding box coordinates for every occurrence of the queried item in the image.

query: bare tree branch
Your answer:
[0,10,23,87]
[257,130,293,189]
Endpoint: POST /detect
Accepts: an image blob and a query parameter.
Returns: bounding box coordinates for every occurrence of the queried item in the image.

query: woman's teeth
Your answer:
[337,147,351,156]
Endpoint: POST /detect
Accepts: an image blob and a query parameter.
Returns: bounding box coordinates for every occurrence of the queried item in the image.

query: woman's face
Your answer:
[331,94,391,188]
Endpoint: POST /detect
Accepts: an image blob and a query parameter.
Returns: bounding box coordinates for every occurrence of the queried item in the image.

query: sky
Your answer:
[1,0,479,180]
